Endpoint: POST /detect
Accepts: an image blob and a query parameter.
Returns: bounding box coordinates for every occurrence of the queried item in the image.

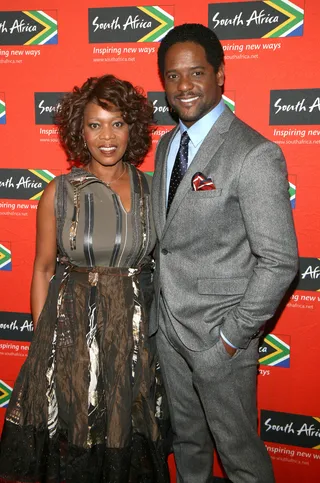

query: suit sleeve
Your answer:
[220,141,299,349]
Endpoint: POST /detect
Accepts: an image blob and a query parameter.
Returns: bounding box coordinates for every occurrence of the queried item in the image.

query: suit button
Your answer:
[161,248,169,255]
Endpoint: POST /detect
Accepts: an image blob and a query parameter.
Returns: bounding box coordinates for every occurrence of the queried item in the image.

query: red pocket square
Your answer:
[192,172,216,191]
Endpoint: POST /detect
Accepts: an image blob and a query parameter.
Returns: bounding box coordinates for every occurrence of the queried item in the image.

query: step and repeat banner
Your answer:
[0,0,319,481]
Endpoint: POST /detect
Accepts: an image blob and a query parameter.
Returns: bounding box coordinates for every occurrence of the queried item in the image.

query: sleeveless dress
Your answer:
[0,165,170,483]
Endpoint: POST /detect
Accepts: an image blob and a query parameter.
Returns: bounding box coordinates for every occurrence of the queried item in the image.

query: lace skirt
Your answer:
[0,264,170,483]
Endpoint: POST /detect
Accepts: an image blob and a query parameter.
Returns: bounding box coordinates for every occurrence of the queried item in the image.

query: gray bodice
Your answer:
[55,165,156,268]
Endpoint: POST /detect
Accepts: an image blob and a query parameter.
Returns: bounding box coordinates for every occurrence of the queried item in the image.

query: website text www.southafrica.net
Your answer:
[93,57,135,63]
[275,139,320,145]
[0,58,22,64]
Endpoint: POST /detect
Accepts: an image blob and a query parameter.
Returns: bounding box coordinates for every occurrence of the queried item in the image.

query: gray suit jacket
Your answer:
[150,107,298,350]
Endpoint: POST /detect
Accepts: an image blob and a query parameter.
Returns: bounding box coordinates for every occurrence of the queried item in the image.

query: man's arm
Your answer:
[220,141,299,349]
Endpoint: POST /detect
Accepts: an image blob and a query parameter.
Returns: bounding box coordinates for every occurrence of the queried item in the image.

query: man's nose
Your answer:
[177,75,194,92]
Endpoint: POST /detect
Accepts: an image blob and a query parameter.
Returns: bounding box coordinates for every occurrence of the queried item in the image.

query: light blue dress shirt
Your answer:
[165,98,237,350]
[166,98,225,198]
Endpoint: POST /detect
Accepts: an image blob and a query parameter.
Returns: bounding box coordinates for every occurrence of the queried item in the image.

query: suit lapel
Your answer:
[153,126,179,238]
[163,107,235,237]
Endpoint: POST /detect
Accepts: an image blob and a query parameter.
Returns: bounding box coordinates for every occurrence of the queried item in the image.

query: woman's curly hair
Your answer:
[56,75,154,167]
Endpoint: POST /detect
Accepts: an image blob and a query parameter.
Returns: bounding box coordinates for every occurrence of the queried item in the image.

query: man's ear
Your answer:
[217,63,225,87]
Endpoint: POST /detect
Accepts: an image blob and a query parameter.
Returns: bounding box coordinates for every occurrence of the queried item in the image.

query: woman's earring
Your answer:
[84,140,87,148]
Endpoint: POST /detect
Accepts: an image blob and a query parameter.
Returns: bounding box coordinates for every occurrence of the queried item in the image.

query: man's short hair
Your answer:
[157,23,224,78]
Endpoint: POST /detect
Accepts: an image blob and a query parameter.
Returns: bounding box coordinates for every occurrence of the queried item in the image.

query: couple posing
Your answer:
[0,23,298,483]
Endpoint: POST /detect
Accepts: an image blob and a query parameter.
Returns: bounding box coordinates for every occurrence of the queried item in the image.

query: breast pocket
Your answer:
[188,189,222,199]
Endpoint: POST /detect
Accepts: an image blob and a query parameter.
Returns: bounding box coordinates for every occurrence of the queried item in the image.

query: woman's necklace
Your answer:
[104,163,127,187]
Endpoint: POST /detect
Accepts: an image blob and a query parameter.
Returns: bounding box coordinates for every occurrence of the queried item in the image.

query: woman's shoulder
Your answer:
[55,167,88,187]
[128,164,153,195]
[52,172,69,193]
[135,167,153,191]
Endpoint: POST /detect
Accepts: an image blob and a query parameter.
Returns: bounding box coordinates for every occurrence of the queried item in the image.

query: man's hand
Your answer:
[221,337,237,357]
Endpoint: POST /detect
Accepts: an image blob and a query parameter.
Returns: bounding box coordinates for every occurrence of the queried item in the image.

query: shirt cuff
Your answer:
[220,331,238,349]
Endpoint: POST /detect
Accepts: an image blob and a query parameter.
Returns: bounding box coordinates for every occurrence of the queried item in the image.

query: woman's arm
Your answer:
[30,180,57,328]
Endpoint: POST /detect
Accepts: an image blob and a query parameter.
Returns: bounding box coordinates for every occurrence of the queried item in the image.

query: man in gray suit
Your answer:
[151,23,298,483]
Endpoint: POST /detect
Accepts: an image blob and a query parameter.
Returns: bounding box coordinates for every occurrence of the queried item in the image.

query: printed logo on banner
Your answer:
[288,174,297,209]
[296,258,320,291]
[148,92,176,126]
[261,410,320,449]
[89,6,174,43]
[259,334,291,368]
[0,243,12,271]
[0,169,57,201]
[0,93,6,124]
[222,93,236,113]
[269,89,320,125]
[0,380,13,408]
[34,92,66,125]
[0,312,33,341]
[208,1,304,40]
[0,10,58,45]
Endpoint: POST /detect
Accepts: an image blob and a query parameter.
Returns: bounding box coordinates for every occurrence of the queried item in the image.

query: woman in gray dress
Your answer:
[0,75,170,483]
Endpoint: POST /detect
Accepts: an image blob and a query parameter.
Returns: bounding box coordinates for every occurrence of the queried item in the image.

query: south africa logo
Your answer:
[259,334,291,367]
[208,1,304,40]
[0,169,57,201]
[222,93,236,113]
[0,94,6,124]
[288,174,297,209]
[0,380,13,408]
[0,10,58,45]
[0,243,12,271]
[89,6,174,43]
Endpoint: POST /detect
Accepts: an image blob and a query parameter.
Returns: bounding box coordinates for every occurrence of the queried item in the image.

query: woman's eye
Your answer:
[89,123,99,129]
[113,121,124,128]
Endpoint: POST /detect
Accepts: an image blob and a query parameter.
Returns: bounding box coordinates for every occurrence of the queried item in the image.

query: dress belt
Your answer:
[57,258,142,287]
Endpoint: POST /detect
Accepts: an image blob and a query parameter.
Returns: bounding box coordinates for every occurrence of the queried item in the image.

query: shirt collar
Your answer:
[179,98,225,148]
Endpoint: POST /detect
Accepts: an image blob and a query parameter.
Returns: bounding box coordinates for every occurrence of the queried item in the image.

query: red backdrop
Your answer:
[1,1,320,481]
